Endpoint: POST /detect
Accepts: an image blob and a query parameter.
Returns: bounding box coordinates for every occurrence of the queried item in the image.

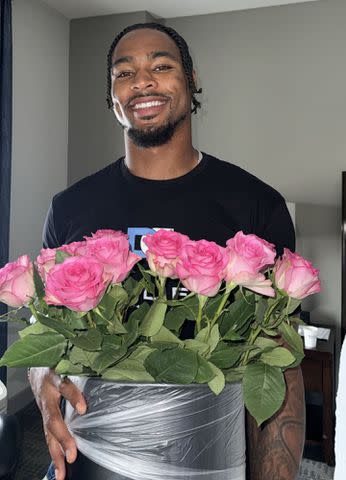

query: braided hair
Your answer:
[106,23,202,114]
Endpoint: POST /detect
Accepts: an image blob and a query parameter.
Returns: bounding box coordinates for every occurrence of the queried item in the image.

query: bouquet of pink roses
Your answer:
[0,229,320,425]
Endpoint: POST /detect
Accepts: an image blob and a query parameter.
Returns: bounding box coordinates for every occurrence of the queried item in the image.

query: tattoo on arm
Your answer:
[246,366,305,480]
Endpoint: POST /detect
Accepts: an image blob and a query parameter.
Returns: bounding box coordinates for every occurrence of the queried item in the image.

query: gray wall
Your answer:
[68,11,157,184]
[167,0,344,341]
[9,0,69,409]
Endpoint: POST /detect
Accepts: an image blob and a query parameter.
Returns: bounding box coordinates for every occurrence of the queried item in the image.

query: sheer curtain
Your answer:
[0,0,12,385]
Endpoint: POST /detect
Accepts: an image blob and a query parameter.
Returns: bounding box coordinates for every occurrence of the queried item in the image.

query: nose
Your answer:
[131,68,158,91]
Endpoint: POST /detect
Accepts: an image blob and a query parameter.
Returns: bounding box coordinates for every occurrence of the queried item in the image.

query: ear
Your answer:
[192,69,198,90]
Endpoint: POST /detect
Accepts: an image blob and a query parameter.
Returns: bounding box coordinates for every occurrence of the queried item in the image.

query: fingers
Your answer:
[42,399,77,480]
[58,377,87,415]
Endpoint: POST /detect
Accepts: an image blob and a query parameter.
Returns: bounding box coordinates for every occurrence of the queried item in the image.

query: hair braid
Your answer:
[106,23,202,114]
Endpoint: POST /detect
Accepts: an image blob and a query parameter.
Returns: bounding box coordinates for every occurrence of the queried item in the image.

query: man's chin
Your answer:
[127,113,187,148]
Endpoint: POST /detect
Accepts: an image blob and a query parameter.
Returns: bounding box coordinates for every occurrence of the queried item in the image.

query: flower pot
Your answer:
[64,377,246,480]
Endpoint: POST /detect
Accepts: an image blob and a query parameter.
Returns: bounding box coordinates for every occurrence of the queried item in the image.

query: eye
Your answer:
[114,70,134,79]
[153,64,173,72]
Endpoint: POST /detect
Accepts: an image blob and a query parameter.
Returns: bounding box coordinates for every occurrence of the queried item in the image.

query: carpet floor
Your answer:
[14,402,335,480]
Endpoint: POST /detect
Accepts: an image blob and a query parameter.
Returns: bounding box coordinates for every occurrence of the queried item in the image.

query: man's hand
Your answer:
[28,367,87,480]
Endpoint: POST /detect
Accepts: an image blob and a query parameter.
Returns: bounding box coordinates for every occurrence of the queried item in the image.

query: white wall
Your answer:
[8,0,69,410]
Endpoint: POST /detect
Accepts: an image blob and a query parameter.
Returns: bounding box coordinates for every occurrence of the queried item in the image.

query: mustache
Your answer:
[126,93,170,108]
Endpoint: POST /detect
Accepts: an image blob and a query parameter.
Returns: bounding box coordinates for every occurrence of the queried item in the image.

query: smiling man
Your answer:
[28,23,304,480]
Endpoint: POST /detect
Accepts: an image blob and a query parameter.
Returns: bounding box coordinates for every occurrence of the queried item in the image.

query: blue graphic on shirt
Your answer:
[127,227,173,258]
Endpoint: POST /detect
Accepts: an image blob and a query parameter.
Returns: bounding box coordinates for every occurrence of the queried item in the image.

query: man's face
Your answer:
[111,28,192,146]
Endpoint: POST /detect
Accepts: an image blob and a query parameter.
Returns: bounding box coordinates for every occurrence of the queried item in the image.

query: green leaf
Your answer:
[286,298,302,315]
[103,334,122,347]
[19,322,53,338]
[122,308,141,348]
[33,264,45,300]
[220,295,255,339]
[164,307,187,332]
[96,292,118,320]
[254,337,279,350]
[36,312,75,339]
[129,345,155,362]
[209,344,243,369]
[90,345,127,374]
[255,297,268,324]
[139,300,167,337]
[145,348,198,384]
[196,325,220,354]
[55,250,71,264]
[69,346,99,367]
[195,355,216,383]
[0,332,66,367]
[55,359,83,375]
[107,316,127,335]
[261,328,278,337]
[243,363,286,426]
[150,342,179,351]
[151,326,183,345]
[70,328,102,351]
[278,322,304,355]
[124,277,146,307]
[224,366,245,382]
[208,363,225,395]
[204,293,224,320]
[137,263,156,295]
[183,339,209,356]
[260,347,295,367]
[102,358,154,382]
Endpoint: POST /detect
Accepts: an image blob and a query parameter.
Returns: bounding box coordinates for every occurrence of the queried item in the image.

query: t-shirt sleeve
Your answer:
[262,199,296,255]
[42,199,61,248]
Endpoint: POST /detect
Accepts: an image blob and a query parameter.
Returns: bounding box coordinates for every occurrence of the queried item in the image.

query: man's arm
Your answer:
[246,366,305,480]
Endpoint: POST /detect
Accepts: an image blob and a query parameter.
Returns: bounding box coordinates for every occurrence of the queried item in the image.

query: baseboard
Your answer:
[7,386,34,414]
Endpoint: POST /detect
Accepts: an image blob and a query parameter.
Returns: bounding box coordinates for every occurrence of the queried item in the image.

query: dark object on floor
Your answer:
[14,401,51,480]
[0,414,22,480]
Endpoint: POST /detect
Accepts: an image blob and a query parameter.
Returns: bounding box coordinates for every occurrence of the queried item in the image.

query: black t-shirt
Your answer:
[43,153,295,255]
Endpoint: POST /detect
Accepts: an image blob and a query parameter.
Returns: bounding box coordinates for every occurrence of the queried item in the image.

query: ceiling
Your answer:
[41,0,319,20]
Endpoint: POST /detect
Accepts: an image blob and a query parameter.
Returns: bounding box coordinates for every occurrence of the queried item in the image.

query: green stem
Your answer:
[196,294,207,332]
[86,312,95,328]
[241,325,261,366]
[157,276,167,299]
[211,283,235,327]
[28,303,39,322]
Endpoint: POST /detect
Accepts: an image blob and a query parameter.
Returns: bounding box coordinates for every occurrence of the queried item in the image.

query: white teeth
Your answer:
[133,100,165,109]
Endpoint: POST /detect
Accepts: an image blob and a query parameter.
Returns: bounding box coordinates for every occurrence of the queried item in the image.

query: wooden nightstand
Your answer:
[301,326,335,466]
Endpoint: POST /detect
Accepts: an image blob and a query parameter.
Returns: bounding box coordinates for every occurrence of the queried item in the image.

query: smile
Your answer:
[132,100,166,110]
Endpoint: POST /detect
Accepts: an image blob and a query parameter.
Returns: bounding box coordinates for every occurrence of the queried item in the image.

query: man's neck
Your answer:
[123,122,198,181]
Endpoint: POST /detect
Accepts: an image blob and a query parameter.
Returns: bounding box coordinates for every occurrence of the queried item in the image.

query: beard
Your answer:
[127,112,187,148]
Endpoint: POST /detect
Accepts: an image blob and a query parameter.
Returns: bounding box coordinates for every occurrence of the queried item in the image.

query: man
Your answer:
[29,23,304,480]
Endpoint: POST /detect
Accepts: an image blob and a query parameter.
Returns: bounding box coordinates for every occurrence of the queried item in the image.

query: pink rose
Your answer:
[0,255,35,307]
[44,256,110,312]
[58,240,87,256]
[36,248,57,280]
[274,249,321,299]
[224,231,276,297]
[85,233,140,284]
[143,230,189,278]
[176,239,228,297]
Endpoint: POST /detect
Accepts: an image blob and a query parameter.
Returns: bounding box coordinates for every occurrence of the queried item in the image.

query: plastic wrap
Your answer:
[65,378,246,480]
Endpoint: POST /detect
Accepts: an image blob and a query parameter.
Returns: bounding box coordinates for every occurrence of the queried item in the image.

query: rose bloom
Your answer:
[85,232,140,284]
[44,256,110,312]
[58,240,87,256]
[224,231,276,297]
[176,239,229,297]
[0,255,35,307]
[143,230,189,278]
[274,248,321,299]
[36,247,57,280]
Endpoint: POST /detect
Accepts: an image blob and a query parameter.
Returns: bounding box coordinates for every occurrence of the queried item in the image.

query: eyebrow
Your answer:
[112,50,179,68]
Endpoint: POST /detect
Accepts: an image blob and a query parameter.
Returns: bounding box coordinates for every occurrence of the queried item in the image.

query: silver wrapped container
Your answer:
[65,378,246,480]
